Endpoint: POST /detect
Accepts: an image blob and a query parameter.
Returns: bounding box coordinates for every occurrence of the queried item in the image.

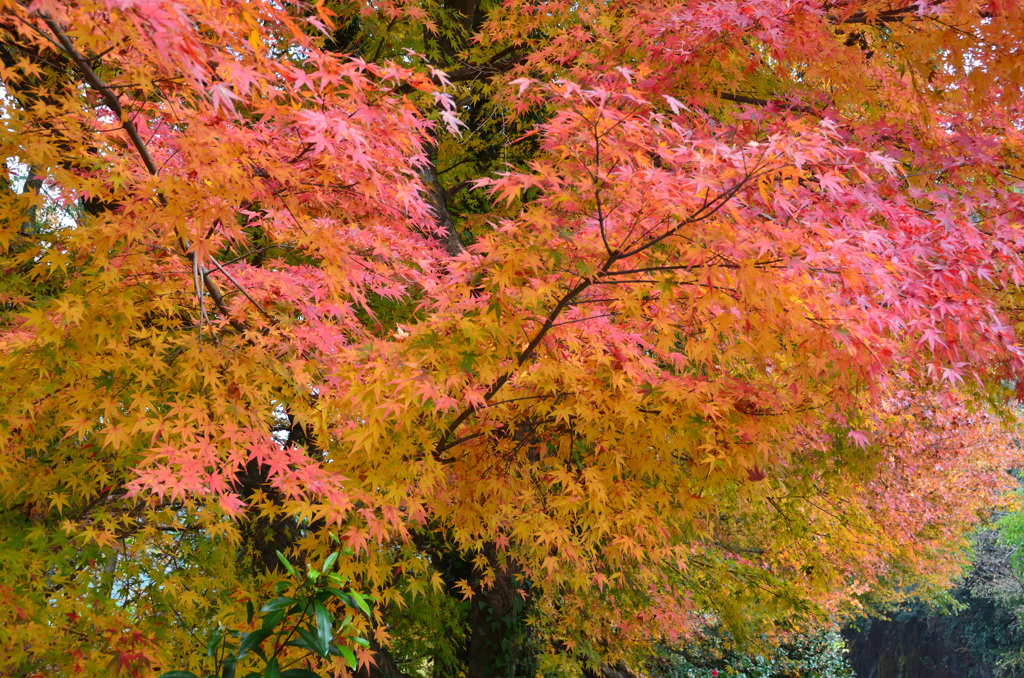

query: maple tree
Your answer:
[4,0,1024,675]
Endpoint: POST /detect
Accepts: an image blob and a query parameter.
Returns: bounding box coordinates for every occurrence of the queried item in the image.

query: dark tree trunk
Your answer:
[356,637,417,678]
[419,144,464,257]
[464,543,521,678]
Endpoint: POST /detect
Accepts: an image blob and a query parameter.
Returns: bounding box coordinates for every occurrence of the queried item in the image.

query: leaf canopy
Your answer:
[3,0,1024,674]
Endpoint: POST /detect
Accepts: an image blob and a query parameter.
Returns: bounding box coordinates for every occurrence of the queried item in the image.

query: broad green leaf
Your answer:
[259,597,298,614]
[313,601,332,656]
[284,637,315,653]
[275,551,296,577]
[237,629,273,660]
[261,608,288,632]
[295,626,327,658]
[207,628,223,658]
[337,645,357,669]
[325,588,372,616]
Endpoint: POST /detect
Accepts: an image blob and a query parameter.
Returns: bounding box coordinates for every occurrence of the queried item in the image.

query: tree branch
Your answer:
[717,91,821,115]
[40,13,251,332]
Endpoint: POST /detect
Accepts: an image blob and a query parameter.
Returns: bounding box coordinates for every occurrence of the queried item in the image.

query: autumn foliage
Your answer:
[3,0,1024,675]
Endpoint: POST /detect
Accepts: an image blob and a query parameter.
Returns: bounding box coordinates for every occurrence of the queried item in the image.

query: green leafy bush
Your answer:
[648,630,855,678]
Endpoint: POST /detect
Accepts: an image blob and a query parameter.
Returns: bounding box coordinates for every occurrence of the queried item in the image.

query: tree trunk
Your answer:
[419,145,464,257]
[464,543,521,678]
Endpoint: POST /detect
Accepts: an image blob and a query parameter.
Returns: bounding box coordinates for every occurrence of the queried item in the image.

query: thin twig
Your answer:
[207,255,273,319]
